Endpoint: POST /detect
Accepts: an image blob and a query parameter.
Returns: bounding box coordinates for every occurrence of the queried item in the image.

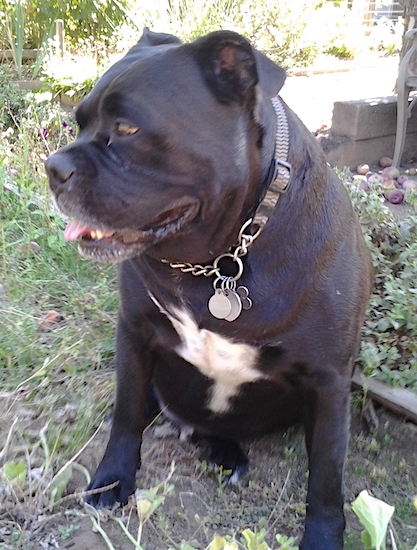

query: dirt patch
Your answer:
[1,393,416,550]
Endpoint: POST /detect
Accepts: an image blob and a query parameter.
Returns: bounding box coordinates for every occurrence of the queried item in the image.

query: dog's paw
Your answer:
[204,437,249,483]
[85,469,136,509]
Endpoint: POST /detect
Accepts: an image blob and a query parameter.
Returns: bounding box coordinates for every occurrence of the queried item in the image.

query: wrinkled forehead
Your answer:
[106,47,209,109]
[75,43,186,126]
[78,46,225,130]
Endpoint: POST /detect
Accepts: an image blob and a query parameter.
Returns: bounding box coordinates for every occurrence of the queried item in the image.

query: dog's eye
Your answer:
[115,122,139,137]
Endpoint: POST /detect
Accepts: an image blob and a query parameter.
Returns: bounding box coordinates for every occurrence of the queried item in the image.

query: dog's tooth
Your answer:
[96,230,104,240]
[90,230,96,239]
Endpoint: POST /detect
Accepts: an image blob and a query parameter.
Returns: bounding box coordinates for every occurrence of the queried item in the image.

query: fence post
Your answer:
[55,19,64,58]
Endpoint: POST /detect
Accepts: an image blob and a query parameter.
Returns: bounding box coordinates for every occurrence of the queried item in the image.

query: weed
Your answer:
[58,523,80,539]
[0,64,28,129]
[3,0,25,79]
[215,465,233,494]
[366,438,380,453]
[339,172,417,390]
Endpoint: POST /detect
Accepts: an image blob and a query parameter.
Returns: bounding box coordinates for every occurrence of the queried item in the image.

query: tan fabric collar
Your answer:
[252,96,291,230]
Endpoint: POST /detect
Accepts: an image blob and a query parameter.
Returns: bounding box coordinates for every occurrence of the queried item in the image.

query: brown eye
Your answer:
[115,122,139,136]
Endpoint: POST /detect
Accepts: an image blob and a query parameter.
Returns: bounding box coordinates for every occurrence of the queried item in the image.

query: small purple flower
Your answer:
[38,128,49,138]
[62,121,74,135]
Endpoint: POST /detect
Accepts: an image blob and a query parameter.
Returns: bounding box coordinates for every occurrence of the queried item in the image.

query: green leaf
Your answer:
[351,490,394,550]
[241,529,269,550]
[361,529,373,549]
[208,535,238,550]
[3,459,26,484]
[47,234,58,247]
[50,465,72,503]
[242,529,256,549]
[275,533,299,549]
[376,318,390,332]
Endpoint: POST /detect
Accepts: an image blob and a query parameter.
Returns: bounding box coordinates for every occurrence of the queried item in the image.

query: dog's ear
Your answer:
[193,31,286,104]
[138,27,182,47]
[253,49,286,98]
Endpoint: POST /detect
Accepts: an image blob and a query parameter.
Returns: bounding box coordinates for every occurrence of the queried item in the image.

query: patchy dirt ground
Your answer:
[1,391,417,550]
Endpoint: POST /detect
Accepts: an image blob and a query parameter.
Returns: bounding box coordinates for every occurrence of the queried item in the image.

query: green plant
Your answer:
[314,2,360,61]
[215,465,232,494]
[167,529,299,550]
[0,0,129,50]
[351,490,395,550]
[6,0,25,78]
[0,421,92,534]
[41,39,105,103]
[275,534,298,550]
[241,528,270,550]
[57,524,80,540]
[3,0,25,78]
[0,0,51,80]
[120,0,236,44]
[339,172,417,390]
[124,0,359,69]
[324,43,356,60]
[0,64,28,128]
[87,463,176,550]
[0,86,117,463]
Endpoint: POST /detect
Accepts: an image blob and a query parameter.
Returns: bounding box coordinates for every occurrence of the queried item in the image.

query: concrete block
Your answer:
[319,93,417,169]
[318,131,417,170]
[330,93,417,141]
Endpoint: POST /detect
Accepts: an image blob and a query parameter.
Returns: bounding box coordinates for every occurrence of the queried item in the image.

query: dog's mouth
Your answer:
[63,200,200,263]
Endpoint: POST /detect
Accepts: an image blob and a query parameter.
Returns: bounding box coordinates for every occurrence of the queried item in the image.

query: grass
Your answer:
[0,82,117,382]
[0,81,118,523]
[1,65,417,549]
[0,85,120,549]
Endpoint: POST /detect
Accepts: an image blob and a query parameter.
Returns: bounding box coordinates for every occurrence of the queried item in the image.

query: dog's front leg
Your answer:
[86,316,153,508]
[300,378,350,550]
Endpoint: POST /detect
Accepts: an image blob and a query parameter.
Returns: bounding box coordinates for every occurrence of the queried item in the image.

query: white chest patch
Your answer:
[150,296,263,414]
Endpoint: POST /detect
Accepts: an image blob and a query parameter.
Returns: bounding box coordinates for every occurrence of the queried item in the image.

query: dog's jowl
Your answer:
[46,28,372,549]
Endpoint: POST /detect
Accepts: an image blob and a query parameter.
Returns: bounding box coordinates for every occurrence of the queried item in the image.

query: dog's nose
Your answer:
[45,152,76,190]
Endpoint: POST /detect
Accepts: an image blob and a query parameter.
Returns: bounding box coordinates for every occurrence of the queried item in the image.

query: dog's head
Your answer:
[45,28,286,264]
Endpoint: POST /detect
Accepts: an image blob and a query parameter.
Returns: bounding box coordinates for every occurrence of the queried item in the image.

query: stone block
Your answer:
[330,94,417,141]
[319,132,417,170]
[319,93,417,169]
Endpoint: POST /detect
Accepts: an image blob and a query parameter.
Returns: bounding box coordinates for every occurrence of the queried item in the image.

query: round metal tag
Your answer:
[225,289,243,322]
[208,289,232,319]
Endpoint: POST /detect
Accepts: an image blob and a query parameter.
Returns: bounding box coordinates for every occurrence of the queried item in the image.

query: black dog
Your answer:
[46,28,372,549]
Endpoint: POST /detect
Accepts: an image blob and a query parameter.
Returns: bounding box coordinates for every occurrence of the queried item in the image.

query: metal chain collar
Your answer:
[161,95,291,285]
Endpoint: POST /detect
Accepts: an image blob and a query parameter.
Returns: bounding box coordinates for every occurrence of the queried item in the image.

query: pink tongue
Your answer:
[64,220,93,242]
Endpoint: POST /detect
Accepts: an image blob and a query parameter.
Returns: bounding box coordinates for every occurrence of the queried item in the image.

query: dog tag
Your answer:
[225,289,243,322]
[237,286,253,310]
[208,289,232,319]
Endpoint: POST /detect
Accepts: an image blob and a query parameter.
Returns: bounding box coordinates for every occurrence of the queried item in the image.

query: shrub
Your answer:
[0,64,29,129]
[0,0,129,50]
[341,172,417,390]
[123,0,362,69]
